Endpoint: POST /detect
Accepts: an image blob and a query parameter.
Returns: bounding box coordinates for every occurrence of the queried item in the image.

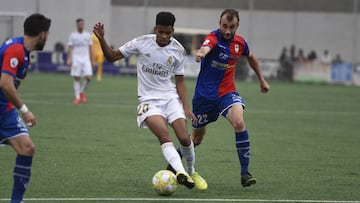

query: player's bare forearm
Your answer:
[93,22,123,62]
[0,73,24,109]
[100,38,122,62]
[175,75,197,124]
[195,46,211,62]
[175,76,189,109]
[246,54,270,93]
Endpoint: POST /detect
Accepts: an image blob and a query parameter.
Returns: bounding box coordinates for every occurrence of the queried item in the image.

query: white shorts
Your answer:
[70,58,93,77]
[137,97,186,128]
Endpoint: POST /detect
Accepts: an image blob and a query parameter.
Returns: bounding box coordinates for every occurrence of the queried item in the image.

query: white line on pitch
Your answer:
[0,198,359,202]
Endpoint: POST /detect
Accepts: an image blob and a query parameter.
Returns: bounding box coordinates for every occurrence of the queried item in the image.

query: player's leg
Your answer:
[96,55,104,82]
[166,97,217,173]
[145,115,194,189]
[191,126,206,146]
[7,135,35,203]
[1,110,34,203]
[171,118,208,190]
[170,118,193,173]
[168,98,208,190]
[70,61,81,104]
[224,98,256,187]
[80,61,93,103]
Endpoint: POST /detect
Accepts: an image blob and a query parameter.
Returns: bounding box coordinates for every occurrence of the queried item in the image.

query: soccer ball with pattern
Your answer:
[152,170,178,196]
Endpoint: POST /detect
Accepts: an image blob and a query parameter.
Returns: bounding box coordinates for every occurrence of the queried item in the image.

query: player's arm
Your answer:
[89,45,95,66]
[246,53,270,93]
[195,46,211,62]
[195,34,217,62]
[66,45,73,67]
[175,75,198,125]
[93,22,124,62]
[0,46,36,126]
[0,74,36,126]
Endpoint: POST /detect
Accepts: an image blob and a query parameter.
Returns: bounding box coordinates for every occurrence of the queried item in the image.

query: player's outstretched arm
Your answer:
[246,53,270,93]
[0,73,36,126]
[195,46,211,62]
[93,22,124,62]
[175,75,198,126]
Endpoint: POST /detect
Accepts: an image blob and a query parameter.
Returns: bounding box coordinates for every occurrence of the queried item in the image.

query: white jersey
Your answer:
[119,34,186,102]
[68,31,92,61]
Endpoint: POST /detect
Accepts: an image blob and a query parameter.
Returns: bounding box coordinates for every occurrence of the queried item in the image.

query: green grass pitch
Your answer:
[0,73,359,202]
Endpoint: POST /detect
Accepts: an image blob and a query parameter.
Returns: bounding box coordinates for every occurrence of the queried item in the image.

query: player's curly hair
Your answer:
[156,11,176,27]
[220,9,239,22]
[24,13,51,36]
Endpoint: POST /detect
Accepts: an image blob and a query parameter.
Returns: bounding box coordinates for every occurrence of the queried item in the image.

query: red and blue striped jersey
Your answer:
[0,37,30,112]
[194,29,249,99]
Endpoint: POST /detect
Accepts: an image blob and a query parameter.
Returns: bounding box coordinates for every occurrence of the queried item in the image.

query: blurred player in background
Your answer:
[91,33,104,82]
[93,11,207,191]
[67,18,93,104]
[168,9,270,187]
[0,13,51,203]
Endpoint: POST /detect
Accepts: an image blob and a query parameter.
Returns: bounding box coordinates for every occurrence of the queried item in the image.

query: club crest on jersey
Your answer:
[167,56,173,65]
[203,39,210,46]
[10,57,19,68]
[234,44,239,53]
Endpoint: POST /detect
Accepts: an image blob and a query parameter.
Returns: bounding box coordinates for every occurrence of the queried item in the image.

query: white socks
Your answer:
[80,79,90,93]
[180,140,195,175]
[161,142,186,174]
[73,81,80,99]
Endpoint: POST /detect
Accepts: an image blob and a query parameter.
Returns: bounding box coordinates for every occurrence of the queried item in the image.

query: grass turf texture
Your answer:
[0,73,359,202]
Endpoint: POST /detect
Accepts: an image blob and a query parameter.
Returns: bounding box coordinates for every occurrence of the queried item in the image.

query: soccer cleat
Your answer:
[176,172,195,189]
[80,92,87,103]
[73,98,80,105]
[241,172,256,187]
[191,172,208,191]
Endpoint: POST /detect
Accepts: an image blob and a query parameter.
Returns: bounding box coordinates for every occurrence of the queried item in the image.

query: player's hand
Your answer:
[93,22,105,39]
[195,50,205,62]
[22,111,36,127]
[185,109,198,126]
[260,79,270,93]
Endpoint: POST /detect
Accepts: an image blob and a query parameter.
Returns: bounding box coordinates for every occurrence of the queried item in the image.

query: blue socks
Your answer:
[235,130,250,175]
[11,155,33,203]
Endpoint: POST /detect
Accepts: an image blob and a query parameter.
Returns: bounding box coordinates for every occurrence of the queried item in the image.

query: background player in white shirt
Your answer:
[92,11,207,190]
[67,18,93,104]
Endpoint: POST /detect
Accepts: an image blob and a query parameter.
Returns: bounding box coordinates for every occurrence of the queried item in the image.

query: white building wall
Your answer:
[0,0,358,62]
[0,0,111,51]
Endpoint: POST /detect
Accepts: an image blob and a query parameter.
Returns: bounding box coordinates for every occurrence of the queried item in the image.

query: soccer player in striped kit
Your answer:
[193,8,270,187]
[168,9,270,187]
[0,13,51,203]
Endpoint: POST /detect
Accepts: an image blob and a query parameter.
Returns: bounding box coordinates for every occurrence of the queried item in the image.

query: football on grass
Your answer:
[152,170,178,196]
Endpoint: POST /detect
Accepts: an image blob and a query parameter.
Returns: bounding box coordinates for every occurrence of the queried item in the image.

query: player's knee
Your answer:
[232,119,245,131]
[178,137,191,147]
[158,135,172,145]
[192,137,203,146]
[19,143,35,156]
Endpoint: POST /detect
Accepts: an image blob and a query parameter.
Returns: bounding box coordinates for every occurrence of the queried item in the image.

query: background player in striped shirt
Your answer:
[168,9,270,187]
[0,13,51,203]
[194,8,270,187]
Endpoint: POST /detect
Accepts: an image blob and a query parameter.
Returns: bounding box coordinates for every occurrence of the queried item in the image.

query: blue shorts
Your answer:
[192,92,245,128]
[0,109,29,144]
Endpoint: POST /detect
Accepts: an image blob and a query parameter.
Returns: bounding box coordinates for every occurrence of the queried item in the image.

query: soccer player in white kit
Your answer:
[67,18,93,105]
[92,12,207,190]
